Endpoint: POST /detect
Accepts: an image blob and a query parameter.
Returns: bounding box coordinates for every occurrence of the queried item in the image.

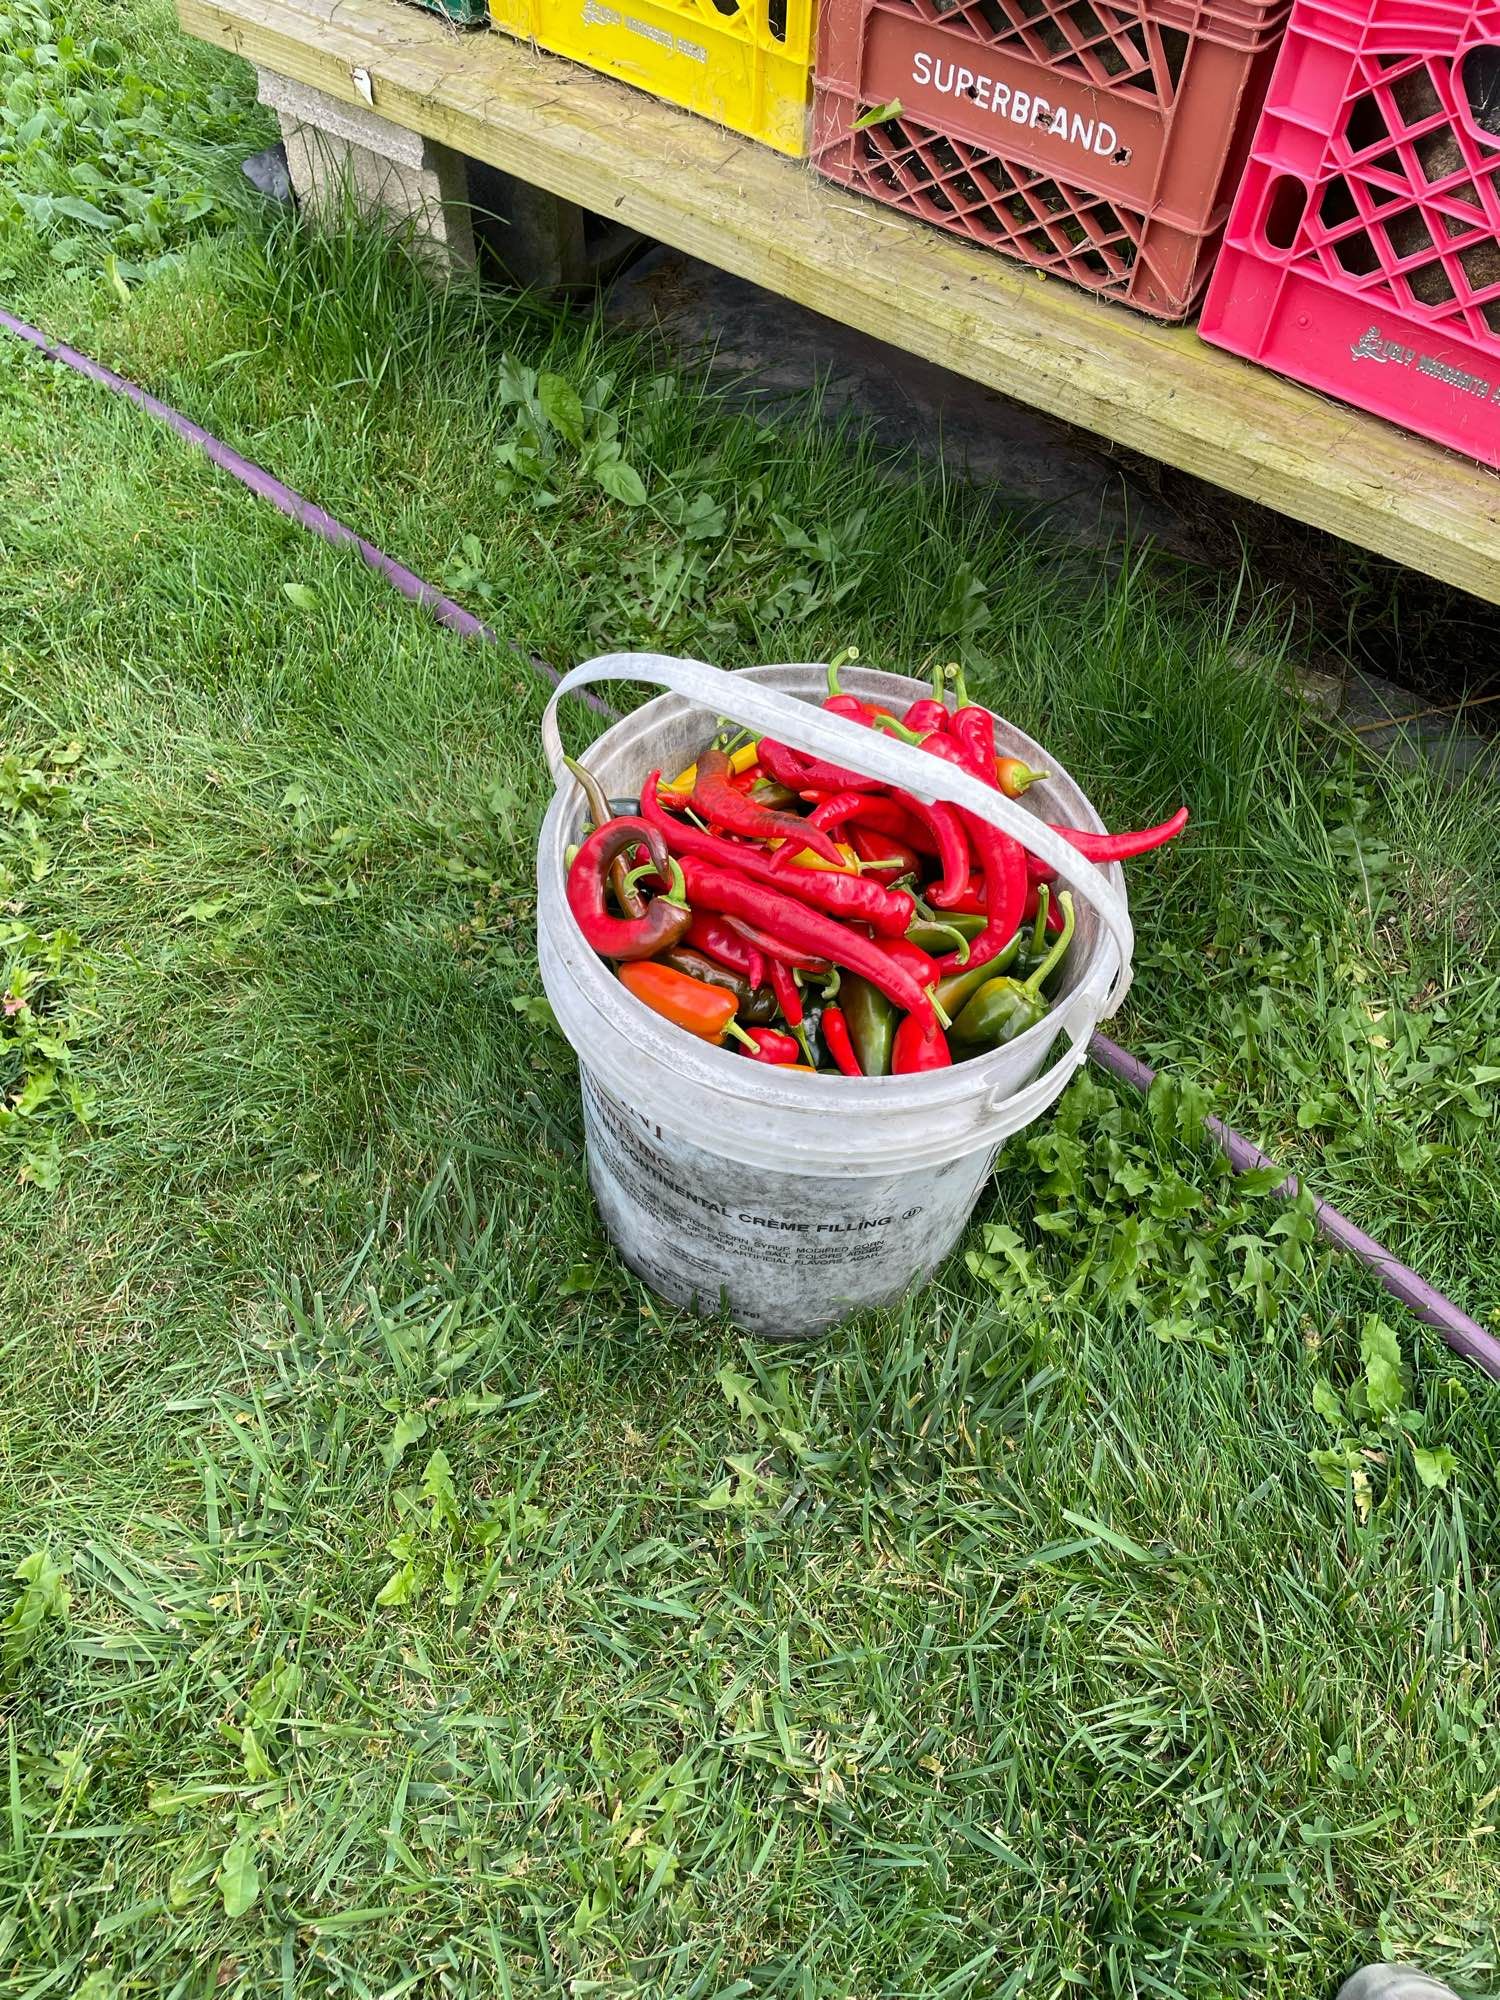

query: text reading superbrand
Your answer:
[910,50,1122,158]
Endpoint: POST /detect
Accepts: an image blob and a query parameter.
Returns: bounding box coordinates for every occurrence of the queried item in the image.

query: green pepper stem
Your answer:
[1022,891,1075,995]
[946,661,970,708]
[1029,884,1050,957]
[825,644,859,698]
[872,712,924,746]
[911,918,971,963]
[820,965,841,1001]
[721,1019,757,1050]
[927,985,953,1031]
[662,856,689,909]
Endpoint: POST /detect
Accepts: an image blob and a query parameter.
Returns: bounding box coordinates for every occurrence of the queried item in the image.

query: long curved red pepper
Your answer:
[688,913,766,990]
[917,734,1028,971]
[810,787,968,903]
[808,790,932,850]
[690,747,845,866]
[566,818,691,961]
[675,857,935,1030]
[821,1005,862,1077]
[722,914,828,972]
[872,935,941,989]
[1057,808,1189,861]
[756,736,885,798]
[643,776,914,937]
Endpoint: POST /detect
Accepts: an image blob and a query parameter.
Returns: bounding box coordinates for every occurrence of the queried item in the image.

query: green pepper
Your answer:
[907,911,986,958]
[840,974,897,1077]
[951,894,1076,1049]
[933,927,1024,1021]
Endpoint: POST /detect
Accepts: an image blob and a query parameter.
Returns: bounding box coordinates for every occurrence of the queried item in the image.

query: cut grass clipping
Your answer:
[2,1,1498,1994]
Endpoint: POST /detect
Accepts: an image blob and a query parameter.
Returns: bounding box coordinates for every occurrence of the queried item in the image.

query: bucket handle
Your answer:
[542,651,1133,1017]
[980,984,1096,1121]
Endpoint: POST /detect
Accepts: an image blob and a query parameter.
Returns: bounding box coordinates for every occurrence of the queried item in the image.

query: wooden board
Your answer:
[182,0,1500,603]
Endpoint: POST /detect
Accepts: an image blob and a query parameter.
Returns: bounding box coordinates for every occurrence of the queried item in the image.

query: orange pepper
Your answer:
[619,961,745,1042]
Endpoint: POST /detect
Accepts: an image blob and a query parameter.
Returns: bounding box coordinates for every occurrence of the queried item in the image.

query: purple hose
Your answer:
[4,307,1493,1380]
[1091,1033,1500,1381]
[0,309,611,712]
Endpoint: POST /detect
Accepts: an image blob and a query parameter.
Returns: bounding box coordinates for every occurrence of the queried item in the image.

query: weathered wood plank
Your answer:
[181,0,1500,602]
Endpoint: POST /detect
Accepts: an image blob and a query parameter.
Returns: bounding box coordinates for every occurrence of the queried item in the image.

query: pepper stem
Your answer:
[825,644,859,698]
[911,919,971,963]
[1029,884,1050,958]
[1022,891,1075,995]
[945,661,970,708]
[820,966,842,1001]
[871,712,924,746]
[661,856,689,909]
[563,755,613,835]
[927,986,953,1031]
[721,1018,758,1050]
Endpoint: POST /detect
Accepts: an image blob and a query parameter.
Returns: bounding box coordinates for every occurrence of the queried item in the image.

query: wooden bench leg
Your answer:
[256,69,477,279]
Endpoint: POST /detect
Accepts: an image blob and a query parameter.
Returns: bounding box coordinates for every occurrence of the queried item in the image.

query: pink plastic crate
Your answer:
[1200,0,1500,464]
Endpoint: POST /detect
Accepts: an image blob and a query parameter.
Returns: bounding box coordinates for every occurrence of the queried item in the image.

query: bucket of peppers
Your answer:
[559,653,1186,1079]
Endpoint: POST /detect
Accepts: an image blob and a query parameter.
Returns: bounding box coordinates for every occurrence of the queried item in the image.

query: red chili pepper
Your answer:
[941,871,988,916]
[892,1012,952,1073]
[849,826,921,881]
[902,697,951,736]
[950,704,998,783]
[995,755,1047,799]
[1056,808,1189,861]
[687,913,766,990]
[808,791,933,851]
[690,747,846,867]
[643,775,914,937]
[823,657,905,730]
[915,733,1028,972]
[822,1005,862,1077]
[675,856,935,1030]
[738,1024,803,1065]
[807,784,967,901]
[566,818,692,961]
[721,914,828,973]
[873,935,941,988]
[768,956,803,1028]
[757,736,885,798]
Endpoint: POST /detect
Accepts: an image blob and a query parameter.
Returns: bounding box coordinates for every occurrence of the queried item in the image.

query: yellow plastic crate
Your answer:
[488,0,814,155]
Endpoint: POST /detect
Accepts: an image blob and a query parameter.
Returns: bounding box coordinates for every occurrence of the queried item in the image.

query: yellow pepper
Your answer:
[659,741,760,797]
[771,839,861,874]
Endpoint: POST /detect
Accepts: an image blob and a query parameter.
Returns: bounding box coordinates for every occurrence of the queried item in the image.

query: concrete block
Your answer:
[256,68,476,278]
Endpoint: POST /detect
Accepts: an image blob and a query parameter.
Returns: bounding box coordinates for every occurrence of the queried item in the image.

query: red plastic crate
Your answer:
[1201,0,1500,465]
[811,0,1294,318]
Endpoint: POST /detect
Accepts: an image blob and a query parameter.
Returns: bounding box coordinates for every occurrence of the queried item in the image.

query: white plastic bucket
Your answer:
[538,655,1133,1336]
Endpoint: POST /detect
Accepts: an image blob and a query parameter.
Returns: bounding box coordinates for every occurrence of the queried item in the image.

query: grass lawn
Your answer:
[2,3,1500,1994]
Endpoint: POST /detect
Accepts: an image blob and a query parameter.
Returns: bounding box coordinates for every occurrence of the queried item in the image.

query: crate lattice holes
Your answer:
[812,0,1294,317]
[489,0,815,154]
[1201,0,1500,464]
